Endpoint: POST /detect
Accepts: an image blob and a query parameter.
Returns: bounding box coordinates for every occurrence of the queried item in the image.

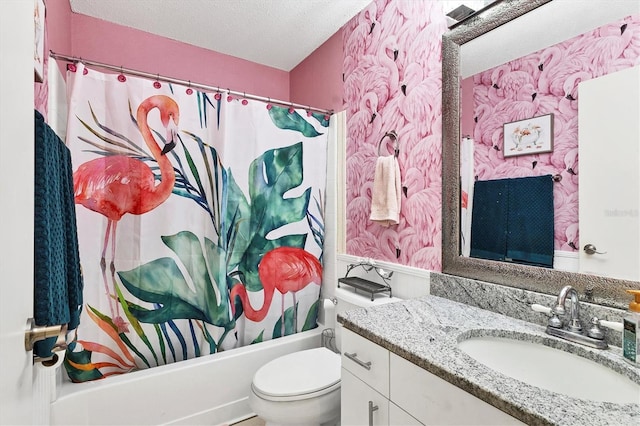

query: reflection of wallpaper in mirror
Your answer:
[465,14,640,253]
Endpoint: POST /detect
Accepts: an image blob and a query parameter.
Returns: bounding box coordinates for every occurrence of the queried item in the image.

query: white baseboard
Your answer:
[554,250,579,273]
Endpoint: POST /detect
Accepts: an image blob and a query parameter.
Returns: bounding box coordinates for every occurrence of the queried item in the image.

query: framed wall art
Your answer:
[503,113,554,157]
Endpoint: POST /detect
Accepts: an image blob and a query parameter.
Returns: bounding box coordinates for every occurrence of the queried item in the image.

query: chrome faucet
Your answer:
[542,285,608,349]
[552,285,582,333]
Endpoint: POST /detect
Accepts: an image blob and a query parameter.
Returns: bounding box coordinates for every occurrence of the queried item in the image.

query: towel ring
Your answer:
[378,131,399,157]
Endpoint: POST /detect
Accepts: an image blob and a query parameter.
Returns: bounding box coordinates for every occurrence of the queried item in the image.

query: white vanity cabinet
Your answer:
[340,328,524,425]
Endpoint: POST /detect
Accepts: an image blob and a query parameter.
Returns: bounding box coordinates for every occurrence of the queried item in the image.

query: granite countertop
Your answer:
[337,295,640,426]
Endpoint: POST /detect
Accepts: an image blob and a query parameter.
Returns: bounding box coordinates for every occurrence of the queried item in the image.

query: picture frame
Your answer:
[34,0,46,83]
[503,113,554,157]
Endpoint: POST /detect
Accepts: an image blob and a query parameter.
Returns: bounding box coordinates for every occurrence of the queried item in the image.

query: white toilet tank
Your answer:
[333,286,402,351]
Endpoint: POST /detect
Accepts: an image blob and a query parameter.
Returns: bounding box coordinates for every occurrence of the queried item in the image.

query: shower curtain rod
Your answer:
[49,51,334,116]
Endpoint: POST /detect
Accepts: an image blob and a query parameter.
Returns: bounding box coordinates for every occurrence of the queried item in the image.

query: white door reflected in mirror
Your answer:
[578,66,640,282]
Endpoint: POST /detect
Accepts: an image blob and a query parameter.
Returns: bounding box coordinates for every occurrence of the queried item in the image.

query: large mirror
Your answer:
[442,0,640,308]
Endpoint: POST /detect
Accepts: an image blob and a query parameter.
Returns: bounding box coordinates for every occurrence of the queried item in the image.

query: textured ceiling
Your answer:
[69,0,372,71]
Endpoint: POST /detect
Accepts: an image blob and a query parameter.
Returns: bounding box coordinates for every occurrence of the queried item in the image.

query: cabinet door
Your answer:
[342,368,389,426]
[389,401,423,426]
[390,354,524,425]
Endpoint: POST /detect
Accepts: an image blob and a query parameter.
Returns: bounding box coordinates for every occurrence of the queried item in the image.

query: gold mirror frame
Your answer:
[441,0,639,309]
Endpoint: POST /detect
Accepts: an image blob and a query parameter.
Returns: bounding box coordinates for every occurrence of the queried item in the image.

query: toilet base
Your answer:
[263,418,339,426]
[249,387,340,426]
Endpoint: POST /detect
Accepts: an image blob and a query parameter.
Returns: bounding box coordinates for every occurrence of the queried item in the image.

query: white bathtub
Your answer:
[51,327,325,425]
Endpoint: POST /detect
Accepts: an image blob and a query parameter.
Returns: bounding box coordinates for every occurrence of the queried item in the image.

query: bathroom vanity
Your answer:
[341,326,521,425]
[338,294,640,425]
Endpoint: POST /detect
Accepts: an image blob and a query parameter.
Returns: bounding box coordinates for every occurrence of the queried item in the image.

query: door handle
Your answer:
[24,318,67,352]
[583,244,607,255]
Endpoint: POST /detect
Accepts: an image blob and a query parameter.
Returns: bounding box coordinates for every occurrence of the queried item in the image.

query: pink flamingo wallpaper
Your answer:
[343,0,448,270]
[344,1,640,269]
[471,14,640,252]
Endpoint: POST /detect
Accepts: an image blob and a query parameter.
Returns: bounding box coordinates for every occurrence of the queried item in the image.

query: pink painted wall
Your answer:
[70,14,290,100]
[39,0,342,120]
[471,14,640,252]
[43,1,290,102]
[46,0,72,59]
[290,31,344,112]
[342,0,448,270]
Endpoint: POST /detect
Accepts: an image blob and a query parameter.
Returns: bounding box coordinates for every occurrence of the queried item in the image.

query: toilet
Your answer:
[249,347,341,426]
[248,287,402,425]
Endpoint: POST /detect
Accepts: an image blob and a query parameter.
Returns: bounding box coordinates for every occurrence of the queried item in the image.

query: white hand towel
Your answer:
[370,155,401,227]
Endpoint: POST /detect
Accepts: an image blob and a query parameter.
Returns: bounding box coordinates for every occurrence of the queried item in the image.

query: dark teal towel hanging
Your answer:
[470,175,554,267]
[469,178,509,261]
[506,175,554,267]
[34,110,83,358]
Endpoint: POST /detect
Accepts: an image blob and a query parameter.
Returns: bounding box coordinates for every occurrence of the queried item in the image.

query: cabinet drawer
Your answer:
[390,353,524,425]
[341,329,390,397]
[341,368,389,426]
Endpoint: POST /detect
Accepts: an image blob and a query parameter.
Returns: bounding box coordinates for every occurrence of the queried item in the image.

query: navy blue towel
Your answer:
[470,175,554,267]
[34,110,83,358]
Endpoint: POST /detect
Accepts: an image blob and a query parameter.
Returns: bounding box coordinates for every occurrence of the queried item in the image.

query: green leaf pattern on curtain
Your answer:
[268,106,323,137]
[64,77,327,382]
[240,142,311,292]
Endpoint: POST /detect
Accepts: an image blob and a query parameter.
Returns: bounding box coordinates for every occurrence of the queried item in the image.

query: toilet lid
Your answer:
[252,347,341,400]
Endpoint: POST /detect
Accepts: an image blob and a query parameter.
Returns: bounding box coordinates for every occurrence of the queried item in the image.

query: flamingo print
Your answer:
[73,95,180,332]
[230,246,322,337]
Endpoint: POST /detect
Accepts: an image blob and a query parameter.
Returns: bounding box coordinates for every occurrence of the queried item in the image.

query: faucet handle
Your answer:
[531,304,563,328]
[596,318,623,332]
[587,317,605,340]
[531,304,552,315]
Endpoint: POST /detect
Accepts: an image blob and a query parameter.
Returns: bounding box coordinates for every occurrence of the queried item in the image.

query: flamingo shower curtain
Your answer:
[63,63,329,382]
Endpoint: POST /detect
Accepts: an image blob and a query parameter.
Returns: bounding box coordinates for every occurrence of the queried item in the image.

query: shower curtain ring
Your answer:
[288,103,295,114]
[153,73,161,89]
[186,80,193,95]
[117,66,126,82]
[266,98,272,110]
[241,92,248,105]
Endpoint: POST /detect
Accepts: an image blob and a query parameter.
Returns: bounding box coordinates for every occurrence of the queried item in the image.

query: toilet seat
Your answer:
[252,347,341,402]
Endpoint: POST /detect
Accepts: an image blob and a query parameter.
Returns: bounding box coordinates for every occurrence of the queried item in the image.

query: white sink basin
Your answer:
[458,336,640,404]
